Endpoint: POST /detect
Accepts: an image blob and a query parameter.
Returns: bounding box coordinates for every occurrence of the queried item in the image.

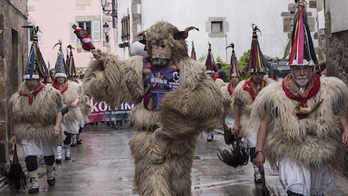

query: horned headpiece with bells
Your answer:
[23,26,48,80]
[136,21,199,66]
[244,24,268,73]
[226,43,241,78]
[287,0,318,66]
[66,45,78,77]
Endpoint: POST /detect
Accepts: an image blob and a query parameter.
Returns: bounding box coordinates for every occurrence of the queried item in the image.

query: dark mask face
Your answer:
[151,58,170,66]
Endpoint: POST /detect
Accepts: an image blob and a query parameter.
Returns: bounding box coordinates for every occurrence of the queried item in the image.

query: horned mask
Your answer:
[138,21,199,66]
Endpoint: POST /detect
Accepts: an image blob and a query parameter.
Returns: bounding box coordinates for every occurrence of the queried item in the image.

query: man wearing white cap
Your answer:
[8,31,65,193]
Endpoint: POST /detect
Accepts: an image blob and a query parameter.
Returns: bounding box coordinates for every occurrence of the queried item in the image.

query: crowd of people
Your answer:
[6,2,348,195]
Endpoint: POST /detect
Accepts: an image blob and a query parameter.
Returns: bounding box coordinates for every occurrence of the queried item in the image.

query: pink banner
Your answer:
[87,98,134,123]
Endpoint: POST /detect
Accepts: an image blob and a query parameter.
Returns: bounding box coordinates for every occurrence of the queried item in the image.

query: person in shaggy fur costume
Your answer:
[253,66,348,196]
[51,42,83,162]
[253,1,348,195]
[8,71,65,194]
[82,21,223,196]
[231,25,272,183]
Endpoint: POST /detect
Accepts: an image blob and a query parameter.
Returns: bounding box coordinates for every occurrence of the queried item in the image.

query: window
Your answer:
[121,14,130,42]
[78,22,92,36]
[28,26,42,44]
[69,22,77,42]
[207,17,227,38]
[211,21,223,33]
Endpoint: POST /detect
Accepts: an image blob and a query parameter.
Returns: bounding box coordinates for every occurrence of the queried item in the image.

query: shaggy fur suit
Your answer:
[83,21,223,196]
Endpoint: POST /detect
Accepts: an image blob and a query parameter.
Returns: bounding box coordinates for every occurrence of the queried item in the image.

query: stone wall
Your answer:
[325,8,348,178]
[0,0,28,164]
[326,28,348,84]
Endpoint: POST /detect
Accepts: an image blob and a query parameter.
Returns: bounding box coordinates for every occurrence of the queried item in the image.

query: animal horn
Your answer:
[183,26,199,39]
[138,31,147,39]
[293,99,323,115]
[138,31,147,45]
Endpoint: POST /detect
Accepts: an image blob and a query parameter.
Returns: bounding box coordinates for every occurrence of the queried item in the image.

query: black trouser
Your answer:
[249,147,256,163]
[63,131,72,145]
[25,155,55,172]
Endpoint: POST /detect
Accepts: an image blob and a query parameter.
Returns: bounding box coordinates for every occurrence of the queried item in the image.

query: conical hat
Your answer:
[205,42,216,73]
[191,41,197,60]
[23,26,48,80]
[227,43,241,77]
[53,40,67,78]
[244,24,268,73]
[287,0,318,66]
[66,45,78,77]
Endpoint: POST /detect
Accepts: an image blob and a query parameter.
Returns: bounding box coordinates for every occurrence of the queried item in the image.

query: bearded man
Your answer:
[253,1,348,195]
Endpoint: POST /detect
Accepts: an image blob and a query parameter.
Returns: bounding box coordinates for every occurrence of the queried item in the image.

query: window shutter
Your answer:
[92,21,100,41]
[28,28,32,44]
[37,26,43,43]
[69,22,77,42]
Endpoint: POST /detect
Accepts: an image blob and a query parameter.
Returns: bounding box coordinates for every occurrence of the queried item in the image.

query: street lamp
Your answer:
[101,0,116,17]
[103,22,109,43]
[103,22,109,34]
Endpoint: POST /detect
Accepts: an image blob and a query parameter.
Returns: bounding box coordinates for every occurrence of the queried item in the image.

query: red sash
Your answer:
[19,83,46,105]
[242,78,266,100]
[52,82,69,94]
[227,83,234,95]
[282,74,320,119]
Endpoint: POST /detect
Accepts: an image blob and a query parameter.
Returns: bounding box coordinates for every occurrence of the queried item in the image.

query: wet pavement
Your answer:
[1,122,348,196]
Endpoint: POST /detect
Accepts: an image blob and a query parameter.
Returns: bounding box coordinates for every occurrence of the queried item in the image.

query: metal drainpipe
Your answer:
[100,4,104,49]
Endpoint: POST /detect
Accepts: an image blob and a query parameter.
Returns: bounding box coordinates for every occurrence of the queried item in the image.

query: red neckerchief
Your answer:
[19,83,46,105]
[74,80,79,83]
[227,83,235,95]
[282,73,320,119]
[52,82,69,94]
[242,78,266,100]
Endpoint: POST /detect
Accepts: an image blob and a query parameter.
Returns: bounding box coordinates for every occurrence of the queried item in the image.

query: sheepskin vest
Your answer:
[252,77,348,168]
[9,82,65,144]
[143,57,180,111]
[220,84,234,118]
[50,81,83,123]
[70,81,91,117]
[232,78,270,137]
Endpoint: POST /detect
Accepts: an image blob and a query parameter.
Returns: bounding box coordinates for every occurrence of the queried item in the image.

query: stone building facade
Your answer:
[0,0,28,164]
[321,0,348,177]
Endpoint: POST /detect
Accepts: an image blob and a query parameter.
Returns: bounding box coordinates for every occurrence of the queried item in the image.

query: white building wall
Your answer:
[119,0,318,62]
[326,0,348,33]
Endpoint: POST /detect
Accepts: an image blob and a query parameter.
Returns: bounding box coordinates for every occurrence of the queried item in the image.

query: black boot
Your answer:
[46,165,56,186]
